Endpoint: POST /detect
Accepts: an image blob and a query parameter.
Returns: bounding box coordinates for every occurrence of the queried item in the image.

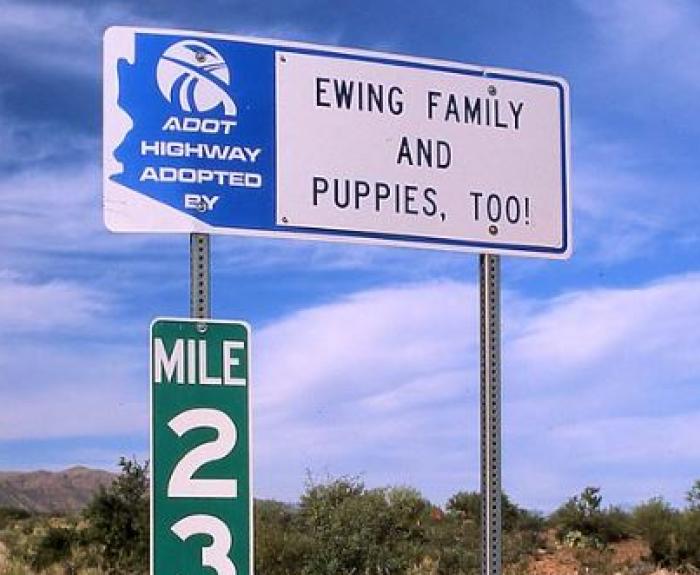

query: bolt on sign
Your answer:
[150,319,251,575]
[104,27,571,259]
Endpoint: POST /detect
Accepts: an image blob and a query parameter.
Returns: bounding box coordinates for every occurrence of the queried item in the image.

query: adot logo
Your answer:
[156,40,237,117]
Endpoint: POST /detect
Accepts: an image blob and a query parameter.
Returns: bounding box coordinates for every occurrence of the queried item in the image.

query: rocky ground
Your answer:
[527,532,680,575]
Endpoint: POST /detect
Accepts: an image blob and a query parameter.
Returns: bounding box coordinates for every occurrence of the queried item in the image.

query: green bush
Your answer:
[255,499,312,575]
[5,465,695,574]
[631,497,677,564]
[423,511,480,575]
[675,508,700,567]
[631,490,700,569]
[440,491,542,574]
[446,491,480,521]
[83,457,149,574]
[446,491,543,533]
[30,525,79,573]
[550,486,632,548]
[299,477,430,575]
[0,507,31,530]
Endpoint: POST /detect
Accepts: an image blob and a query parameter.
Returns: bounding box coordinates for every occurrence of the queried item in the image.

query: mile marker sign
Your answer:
[104,26,571,258]
[150,319,251,575]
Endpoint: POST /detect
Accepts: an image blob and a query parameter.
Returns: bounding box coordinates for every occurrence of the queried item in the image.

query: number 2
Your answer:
[168,408,238,498]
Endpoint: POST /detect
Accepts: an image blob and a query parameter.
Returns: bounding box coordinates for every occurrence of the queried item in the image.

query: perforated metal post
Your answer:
[190,233,210,319]
[480,254,502,575]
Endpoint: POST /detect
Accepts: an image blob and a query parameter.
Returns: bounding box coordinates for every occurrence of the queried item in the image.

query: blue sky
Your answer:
[1,0,699,512]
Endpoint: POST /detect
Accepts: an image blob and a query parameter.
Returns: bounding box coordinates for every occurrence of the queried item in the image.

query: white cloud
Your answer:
[0,165,101,250]
[511,273,700,374]
[0,159,461,284]
[571,125,699,263]
[0,270,109,333]
[2,229,699,508]
[568,2,700,264]
[0,271,144,441]
[251,272,700,508]
[255,281,477,415]
[0,164,184,270]
[575,0,700,89]
[0,115,97,172]
[0,1,346,80]
[0,342,146,440]
[0,1,141,76]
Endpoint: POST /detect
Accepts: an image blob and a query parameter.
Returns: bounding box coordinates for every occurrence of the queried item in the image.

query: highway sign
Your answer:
[104,27,571,258]
[150,318,251,575]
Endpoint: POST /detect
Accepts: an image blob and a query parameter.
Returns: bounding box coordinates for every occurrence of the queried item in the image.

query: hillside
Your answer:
[0,466,114,513]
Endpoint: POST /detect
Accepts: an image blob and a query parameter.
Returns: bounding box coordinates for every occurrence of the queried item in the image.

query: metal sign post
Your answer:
[480,254,502,575]
[190,233,210,319]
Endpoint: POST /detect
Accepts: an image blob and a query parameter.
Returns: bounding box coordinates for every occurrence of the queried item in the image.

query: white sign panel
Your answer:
[104,27,571,258]
[277,52,569,257]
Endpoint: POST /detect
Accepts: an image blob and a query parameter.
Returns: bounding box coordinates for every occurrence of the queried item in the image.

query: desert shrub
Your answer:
[423,510,480,575]
[30,525,79,573]
[439,491,542,574]
[597,505,632,543]
[502,495,544,568]
[0,507,31,530]
[631,494,700,569]
[446,491,543,532]
[83,457,149,574]
[675,508,700,567]
[2,514,48,567]
[446,491,481,521]
[255,499,312,575]
[299,477,430,575]
[550,486,632,548]
[631,497,677,564]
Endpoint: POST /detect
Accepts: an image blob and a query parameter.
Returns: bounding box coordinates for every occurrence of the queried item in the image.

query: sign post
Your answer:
[480,254,501,575]
[150,319,252,575]
[190,233,210,319]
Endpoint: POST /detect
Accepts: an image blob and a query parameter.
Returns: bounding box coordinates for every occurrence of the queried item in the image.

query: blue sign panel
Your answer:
[106,31,276,229]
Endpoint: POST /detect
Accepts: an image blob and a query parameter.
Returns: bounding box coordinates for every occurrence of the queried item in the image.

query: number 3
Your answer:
[168,408,238,498]
[172,514,236,575]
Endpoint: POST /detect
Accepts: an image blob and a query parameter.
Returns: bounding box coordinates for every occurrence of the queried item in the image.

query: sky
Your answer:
[0,0,699,512]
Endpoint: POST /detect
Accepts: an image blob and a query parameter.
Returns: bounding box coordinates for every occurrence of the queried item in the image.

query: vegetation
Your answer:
[0,462,699,575]
[549,486,632,548]
[82,457,149,574]
[0,458,149,575]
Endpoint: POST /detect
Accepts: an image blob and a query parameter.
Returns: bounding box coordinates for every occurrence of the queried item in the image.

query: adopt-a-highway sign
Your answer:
[150,318,251,575]
[104,27,570,258]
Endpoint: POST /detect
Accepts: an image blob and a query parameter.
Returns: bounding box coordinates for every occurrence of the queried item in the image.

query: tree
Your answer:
[686,479,700,511]
[83,457,149,574]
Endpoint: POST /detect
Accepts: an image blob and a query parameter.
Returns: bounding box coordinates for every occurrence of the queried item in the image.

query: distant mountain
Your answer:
[0,466,115,514]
